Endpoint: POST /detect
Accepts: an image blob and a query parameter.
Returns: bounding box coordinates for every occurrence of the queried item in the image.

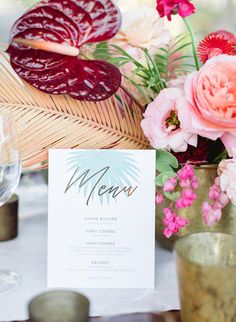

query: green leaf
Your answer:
[164,191,180,202]
[155,171,177,187]
[158,47,168,54]
[169,42,192,57]
[156,150,179,173]
[110,45,144,68]
[169,55,193,65]
[170,33,190,49]
[155,54,168,61]
[93,42,110,60]
[153,32,195,83]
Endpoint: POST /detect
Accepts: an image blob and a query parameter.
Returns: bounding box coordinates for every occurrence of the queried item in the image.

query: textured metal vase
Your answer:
[175,232,236,322]
[156,166,236,249]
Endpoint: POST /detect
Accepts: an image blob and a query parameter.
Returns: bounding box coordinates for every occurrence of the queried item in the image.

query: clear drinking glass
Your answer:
[0,109,21,295]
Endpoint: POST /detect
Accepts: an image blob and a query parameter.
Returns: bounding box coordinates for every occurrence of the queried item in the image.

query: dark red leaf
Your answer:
[7,0,122,101]
[7,46,121,101]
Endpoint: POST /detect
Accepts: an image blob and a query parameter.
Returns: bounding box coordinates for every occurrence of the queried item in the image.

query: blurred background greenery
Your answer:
[1,0,236,45]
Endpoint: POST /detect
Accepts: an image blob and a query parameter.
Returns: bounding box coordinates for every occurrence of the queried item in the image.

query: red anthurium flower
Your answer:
[7,0,122,101]
[197,30,236,64]
[156,0,195,21]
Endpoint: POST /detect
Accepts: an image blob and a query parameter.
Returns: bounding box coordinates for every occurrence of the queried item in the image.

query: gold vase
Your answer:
[156,165,236,250]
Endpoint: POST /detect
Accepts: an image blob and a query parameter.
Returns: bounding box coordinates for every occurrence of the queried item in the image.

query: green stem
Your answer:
[183,18,200,71]
[143,48,165,90]
[213,149,228,164]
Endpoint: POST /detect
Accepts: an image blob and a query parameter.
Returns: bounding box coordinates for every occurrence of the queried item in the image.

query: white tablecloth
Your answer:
[0,176,179,321]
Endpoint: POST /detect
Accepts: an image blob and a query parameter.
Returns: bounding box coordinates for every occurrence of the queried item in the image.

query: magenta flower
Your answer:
[156,0,195,21]
[175,164,198,209]
[163,207,189,238]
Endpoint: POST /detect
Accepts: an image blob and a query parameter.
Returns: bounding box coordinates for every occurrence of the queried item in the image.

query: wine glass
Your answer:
[0,109,21,295]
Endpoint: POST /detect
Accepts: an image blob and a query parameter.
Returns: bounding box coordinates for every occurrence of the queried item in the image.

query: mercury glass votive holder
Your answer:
[175,232,236,322]
[28,290,90,322]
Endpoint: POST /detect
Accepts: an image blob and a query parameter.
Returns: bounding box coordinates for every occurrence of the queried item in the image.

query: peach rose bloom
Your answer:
[184,55,236,156]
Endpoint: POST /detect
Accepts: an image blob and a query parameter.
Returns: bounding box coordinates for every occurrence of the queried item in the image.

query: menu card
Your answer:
[48,149,156,289]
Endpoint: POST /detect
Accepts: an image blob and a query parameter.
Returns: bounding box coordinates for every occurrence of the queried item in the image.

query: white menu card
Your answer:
[48,149,156,289]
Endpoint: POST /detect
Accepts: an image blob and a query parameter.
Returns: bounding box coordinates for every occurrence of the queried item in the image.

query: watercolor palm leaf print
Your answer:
[66,150,140,205]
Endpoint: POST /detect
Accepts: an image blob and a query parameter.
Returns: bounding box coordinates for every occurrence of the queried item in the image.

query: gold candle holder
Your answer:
[175,232,236,322]
[0,194,18,241]
[28,290,90,322]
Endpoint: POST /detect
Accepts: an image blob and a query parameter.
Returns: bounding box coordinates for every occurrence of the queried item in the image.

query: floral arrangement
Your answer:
[93,0,236,237]
[4,0,236,237]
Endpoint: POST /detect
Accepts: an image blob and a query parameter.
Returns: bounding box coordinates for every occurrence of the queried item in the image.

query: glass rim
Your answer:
[174,232,236,268]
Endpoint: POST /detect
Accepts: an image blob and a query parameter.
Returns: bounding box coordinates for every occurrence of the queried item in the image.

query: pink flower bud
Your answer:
[183,189,196,200]
[164,208,172,216]
[219,192,230,207]
[214,176,220,186]
[176,199,184,209]
[163,227,173,238]
[204,209,222,226]
[175,216,189,228]
[191,176,199,189]
[178,164,195,181]
[212,201,223,210]
[202,201,222,226]
[202,202,211,216]
[208,185,220,201]
[163,214,175,225]
[182,198,192,207]
[169,177,177,184]
[156,193,164,205]
[163,177,177,192]
[179,179,191,188]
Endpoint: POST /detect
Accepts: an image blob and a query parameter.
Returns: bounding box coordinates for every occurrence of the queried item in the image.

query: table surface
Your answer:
[0,174,179,321]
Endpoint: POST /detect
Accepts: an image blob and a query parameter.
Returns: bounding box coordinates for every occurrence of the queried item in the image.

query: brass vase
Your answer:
[156,165,236,250]
[175,233,236,322]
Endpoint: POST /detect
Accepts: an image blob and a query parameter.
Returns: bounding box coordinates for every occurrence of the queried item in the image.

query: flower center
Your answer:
[165,110,181,131]
[172,7,179,15]
[208,48,223,59]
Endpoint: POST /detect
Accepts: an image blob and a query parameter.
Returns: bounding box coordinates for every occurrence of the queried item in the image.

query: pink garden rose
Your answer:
[141,88,197,152]
[184,55,236,157]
